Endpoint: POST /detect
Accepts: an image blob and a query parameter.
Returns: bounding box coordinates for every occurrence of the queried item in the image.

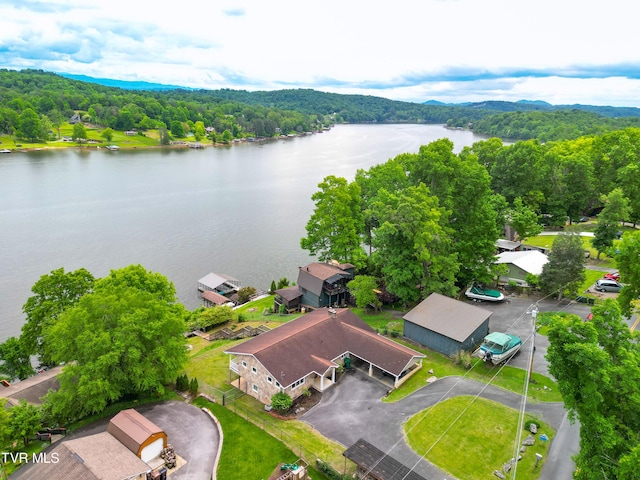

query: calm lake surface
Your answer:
[0,124,488,340]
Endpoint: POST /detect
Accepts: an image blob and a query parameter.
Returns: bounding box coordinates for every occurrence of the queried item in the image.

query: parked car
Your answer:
[595,279,623,293]
[603,272,620,281]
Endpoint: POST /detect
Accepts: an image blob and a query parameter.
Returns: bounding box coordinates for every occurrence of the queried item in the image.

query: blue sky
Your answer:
[2,0,640,106]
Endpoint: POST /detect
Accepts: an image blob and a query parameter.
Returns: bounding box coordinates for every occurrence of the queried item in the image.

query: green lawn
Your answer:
[405,396,554,480]
[193,397,333,480]
[524,234,619,268]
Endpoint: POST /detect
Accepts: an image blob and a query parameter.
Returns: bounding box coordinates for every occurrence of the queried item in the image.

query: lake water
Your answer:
[0,124,488,340]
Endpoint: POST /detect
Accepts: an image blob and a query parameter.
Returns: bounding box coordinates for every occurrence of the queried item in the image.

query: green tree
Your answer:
[615,230,640,317]
[546,300,640,480]
[101,127,114,142]
[9,400,41,447]
[188,305,236,331]
[194,121,206,141]
[237,286,257,304]
[0,337,34,380]
[0,399,12,451]
[276,278,289,289]
[42,266,188,422]
[347,275,381,312]
[158,127,171,145]
[300,175,366,268]
[592,188,631,259]
[17,107,42,142]
[21,267,95,366]
[269,280,277,294]
[372,184,458,304]
[170,120,185,138]
[508,197,543,241]
[538,233,586,299]
[189,377,199,396]
[72,122,87,144]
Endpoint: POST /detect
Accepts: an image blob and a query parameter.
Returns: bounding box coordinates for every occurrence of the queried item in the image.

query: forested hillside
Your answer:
[2,69,640,144]
[0,69,328,142]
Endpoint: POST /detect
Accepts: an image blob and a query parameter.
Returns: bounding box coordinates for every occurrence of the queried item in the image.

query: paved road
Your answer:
[302,296,590,479]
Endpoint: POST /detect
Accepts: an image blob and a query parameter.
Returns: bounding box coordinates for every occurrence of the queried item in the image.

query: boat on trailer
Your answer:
[479,332,522,364]
[465,285,504,302]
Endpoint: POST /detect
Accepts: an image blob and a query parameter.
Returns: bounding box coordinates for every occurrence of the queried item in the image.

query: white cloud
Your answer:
[1,0,640,106]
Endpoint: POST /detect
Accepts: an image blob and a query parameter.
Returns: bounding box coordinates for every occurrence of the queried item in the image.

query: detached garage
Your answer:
[107,409,168,463]
[403,293,492,357]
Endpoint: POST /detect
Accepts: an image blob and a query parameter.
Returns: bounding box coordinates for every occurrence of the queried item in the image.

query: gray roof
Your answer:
[496,239,522,251]
[344,438,428,480]
[275,286,303,301]
[402,293,492,342]
[197,272,240,290]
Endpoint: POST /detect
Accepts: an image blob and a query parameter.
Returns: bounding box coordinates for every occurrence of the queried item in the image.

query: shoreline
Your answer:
[0,128,334,154]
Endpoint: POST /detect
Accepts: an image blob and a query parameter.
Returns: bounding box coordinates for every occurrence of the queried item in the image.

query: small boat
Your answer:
[479,332,522,364]
[105,145,120,151]
[465,285,504,302]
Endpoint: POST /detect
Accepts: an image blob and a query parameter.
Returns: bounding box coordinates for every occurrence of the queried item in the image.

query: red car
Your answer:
[603,272,620,281]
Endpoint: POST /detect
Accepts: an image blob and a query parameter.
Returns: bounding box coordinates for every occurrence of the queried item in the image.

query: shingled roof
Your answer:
[297,262,353,296]
[107,409,166,458]
[403,293,492,342]
[225,308,423,388]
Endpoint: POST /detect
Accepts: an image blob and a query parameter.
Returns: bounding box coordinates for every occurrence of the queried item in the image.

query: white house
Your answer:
[495,250,549,286]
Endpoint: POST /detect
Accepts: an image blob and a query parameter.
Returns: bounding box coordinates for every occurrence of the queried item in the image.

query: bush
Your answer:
[237,286,257,304]
[452,350,473,369]
[189,377,199,396]
[176,374,189,391]
[524,419,539,431]
[270,392,293,413]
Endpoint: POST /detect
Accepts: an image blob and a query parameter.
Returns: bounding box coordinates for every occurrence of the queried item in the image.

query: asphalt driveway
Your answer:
[302,296,590,480]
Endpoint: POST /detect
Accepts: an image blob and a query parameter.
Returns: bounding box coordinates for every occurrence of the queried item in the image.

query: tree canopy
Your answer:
[538,233,586,299]
[546,300,640,479]
[42,265,188,422]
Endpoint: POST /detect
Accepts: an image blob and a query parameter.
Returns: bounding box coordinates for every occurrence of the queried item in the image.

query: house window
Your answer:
[267,376,273,384]
[252,384,258,393]
[252,367,257,375]
[292,378,305,388]
[275,381,281,388]
[241,361,247,368]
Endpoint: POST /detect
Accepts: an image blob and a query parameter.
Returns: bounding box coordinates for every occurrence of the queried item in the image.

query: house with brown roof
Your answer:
[297,261,355,309]
[273,286,303,313]
[224,308,424,404]
[402,293,492,357]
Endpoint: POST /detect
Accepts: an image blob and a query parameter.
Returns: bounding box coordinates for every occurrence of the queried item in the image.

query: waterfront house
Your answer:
[297,262,355,309]
[403,293,492,357]
[224,308,424,404]
[273,286,303,313]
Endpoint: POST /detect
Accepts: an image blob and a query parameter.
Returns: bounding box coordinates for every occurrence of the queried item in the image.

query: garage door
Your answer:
[141,438,164,463]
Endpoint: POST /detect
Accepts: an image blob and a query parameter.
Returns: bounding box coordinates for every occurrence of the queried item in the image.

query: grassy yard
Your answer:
[193,397,333,480]
[524,233,620,269]
[405,396,554,480]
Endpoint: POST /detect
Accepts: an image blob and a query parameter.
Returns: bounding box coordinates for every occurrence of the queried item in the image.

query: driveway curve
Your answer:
[302,371,568,480]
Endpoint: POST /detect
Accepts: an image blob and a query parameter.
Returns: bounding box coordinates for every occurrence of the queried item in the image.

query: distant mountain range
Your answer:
[59,73,191,91]
[423,99,640,118]
[58,72,640,118]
